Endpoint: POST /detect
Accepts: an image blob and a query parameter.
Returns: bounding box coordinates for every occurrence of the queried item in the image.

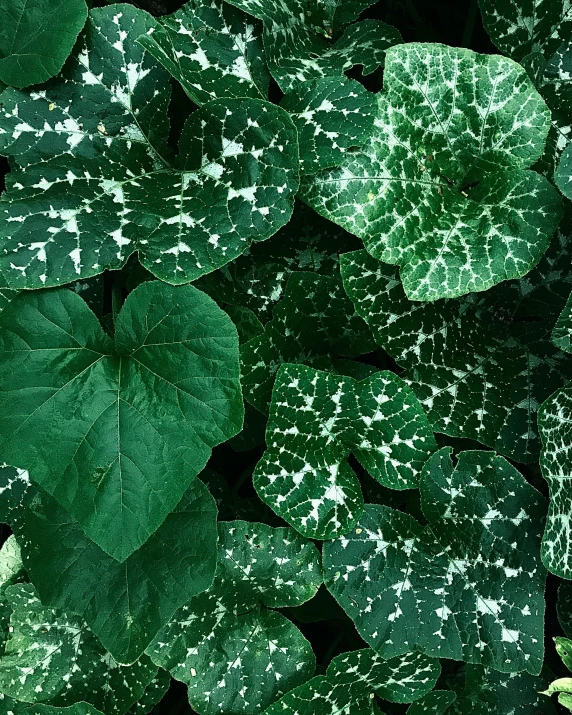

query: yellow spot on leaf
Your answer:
[97,124,106,134]
[48,103,55,111]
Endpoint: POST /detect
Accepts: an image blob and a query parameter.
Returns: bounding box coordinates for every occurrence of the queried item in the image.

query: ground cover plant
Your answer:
[1,0,572,713]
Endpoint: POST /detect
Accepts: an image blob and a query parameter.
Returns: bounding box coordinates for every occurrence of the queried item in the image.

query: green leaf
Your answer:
[323,449,547,674]
[22,706,105,715]
[0,584,157,713]
[477,0,572,61]
[302,43,561,302]
[0,281,242,561]
[0,0,88,88]
[127,670,170,715]
[241,270,375,413]
[538,385,572,577]
[136,0,269,105]
[407,691,457,715]
[555,144,572,198]
[225,305,264,345]
[312,0,377,35]
[552,289,572,352]
[147,521,320,715]
[0,5,299,289]
[2,469,218,664]
[558,583,572,637]
[0,537,25,595]
[340,226,572,463]
[263,648,440,715]
[281,77,376,175]
[254,363,437,538]
[224,0,401,92]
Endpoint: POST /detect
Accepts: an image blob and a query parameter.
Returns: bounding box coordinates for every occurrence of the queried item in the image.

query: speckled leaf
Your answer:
[558,583,572,637]
[478,0,572,60]
[254,363,436,538]
[0,538,25,596]
[241,270,375,412]
[324,449,547,673]
[313,0,377,35]
[147,521,320,715]
[302,43,561,302]
[0,281,242,561]
[407,691,457,715]
[0,0,87,88]
[1,469,217,664]
[136,0,269,104]
[0,584,157,714]
[538,386,572,577]
[340,227,572,463]
[127,670,170,715]
[223,0,401,92]
[555,144,572,198]
[281,77,376,175]
[263,648,440,715]
[23,706,105,715]
[553,290,572,352]
[225,305,264,345]
[0,6,299,289]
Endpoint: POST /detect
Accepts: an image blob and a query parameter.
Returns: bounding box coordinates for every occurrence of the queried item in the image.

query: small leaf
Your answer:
[0,0,88,88]
[127,670,170,715]
[0,282,242,561]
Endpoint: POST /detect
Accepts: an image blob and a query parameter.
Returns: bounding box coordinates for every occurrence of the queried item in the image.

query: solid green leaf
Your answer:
[0,0,88,88]
[136,0,269,105]
[302,42,561,302]
[263,648,440,715]
[0,584,157,713]
[254,363,436,538]
[281,77,376,175]
[241,270,375,413]
[1,468,218,664]
[538,385,572,577]
[147,521,320,715]
[0,5,299,289]
[324,449,547,673]
[340,225,572,463]
[224,0,401,92]
[477,0,572,60]
[0,281,242,561]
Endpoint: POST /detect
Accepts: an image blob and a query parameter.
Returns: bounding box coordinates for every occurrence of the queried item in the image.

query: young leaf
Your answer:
[323,449,547,674]
[241,270,374,412]
[2,469,218,664]
[136,0,269,105]
[262,648,441,715]
[340,228,572,463]
[0,281,242,561]
[0,5,299,289]
[281,77,376,175]
[538,385,572,577]
[477,0,572,61]
[0,584,157,713]
[146,521,320,715]
[254,363,437,538]
[302,43,561,302]
[0,0,88,88]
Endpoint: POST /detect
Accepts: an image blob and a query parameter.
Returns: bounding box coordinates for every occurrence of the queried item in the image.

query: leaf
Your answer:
[407,691,457,715]
[127,670,170,715]
[559,583,572,638]
[340,225,572,463]
[0,584,157,714]
[241,270,375,412]
[254,363,437,538]
[537,385,572,577]
[23,706,105,715]
[0,281,242,561]
[0,5,299,289]
[136,0,269,105]
[146,521,320,715]
[312,0,377,35]
[224,0,401,92]
[281,77,376,175]
[477,0,572,61]
[1,469,218,665]
[323,449,547,674]
[552,289,572,352]
[0,0,88,88]
[555,144,572,198]
[262,648,440,715]
[0,537,25,595]
[301,43,561,302]
[225,305,264,345]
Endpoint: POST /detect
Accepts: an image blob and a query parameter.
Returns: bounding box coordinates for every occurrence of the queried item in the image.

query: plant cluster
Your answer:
[0,0,572,714]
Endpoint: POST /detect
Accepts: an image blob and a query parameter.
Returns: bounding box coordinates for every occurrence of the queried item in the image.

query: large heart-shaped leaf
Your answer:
[323,449,547,674]
[302,43,561,302]
[340,224,572,463]
[254,363,436,538]
[262,648,440,715]
[0,584,157,714]
[0,0,88,88]
[147,521,320,715]
[137,0,269,105]
[0,467,218,664]
[0,5,299,289]
[0,281,242,561]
